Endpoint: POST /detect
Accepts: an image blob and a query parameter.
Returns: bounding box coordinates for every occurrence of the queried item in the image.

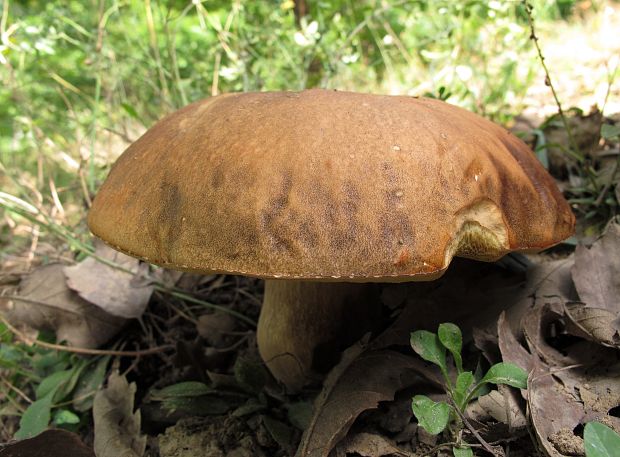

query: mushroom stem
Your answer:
[257,280,380,392]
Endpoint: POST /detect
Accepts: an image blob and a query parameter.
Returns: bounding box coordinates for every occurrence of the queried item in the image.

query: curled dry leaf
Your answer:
[564,303,620,348]
[93,371,146,457]
[476,387,527,431]
[571,222,620,329]
[0,263,126,348]
[527,361,585,457]
[497,312,533,373]
[497,277,620,457]
[296,347,425,457]
[64,241,154,319]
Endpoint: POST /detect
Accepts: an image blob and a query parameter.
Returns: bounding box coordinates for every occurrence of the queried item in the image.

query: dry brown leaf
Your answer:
[65,241,153,319]
[0,263,126,348]
[523,302,578,368]
[476,387,527,431]
[0,429,96,457]
[331,432,410,457]
[564,303,620,347]
[571,222,620,328]
[496,271,620,457]
[296,348,422,457]
[93,371,146,457]
[528,358,620,457]
[528,361,585,457]
[497,312,534,373]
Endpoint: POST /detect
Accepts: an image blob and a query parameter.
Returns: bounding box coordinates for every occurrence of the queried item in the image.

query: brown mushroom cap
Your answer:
[88,89,574,281]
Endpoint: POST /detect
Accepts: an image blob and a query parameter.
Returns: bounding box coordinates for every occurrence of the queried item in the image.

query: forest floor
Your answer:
[1,3,619,457]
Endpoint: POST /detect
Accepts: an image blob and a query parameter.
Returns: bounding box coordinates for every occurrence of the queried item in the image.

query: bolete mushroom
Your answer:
[88,89,575,391]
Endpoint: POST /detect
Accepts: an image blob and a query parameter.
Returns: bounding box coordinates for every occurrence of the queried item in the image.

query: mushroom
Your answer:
[88,89,575,391]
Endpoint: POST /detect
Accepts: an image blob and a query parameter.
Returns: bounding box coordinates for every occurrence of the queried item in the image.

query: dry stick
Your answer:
[0,376,33,404]
[600,53,620,117]
[0,314,173,357]
[447,395,501,457]
[523,1,581,158]
[594,157,620,207]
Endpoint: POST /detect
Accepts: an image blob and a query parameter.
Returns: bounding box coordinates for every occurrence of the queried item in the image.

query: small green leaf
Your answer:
[232,398,266,417]
[14,393,53,439]
[152,381,214,399]
[35,369,73,401]
[601,124,620,140]
[454,371,474,408]
[438,323,463,372]
[410,331,447,372]
[481,362,527,389]
[411,395,451,435]
[56,359,89,401]
[472,361,491,398]
[161,395,236,416]
[121,102,141,121]
[73,355,110,412]
[584,421,620,457]
[453,445,474,457]
[53,409,80,425]
[0,344,23,365]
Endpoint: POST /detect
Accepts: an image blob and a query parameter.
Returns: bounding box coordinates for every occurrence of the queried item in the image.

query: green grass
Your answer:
[0,0,599,247]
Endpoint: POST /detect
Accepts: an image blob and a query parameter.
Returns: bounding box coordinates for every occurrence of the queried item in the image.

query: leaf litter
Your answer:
[295,222,620,457]
[64,241,154,319]
[2,228,620,457]
[93,371,146,457]
[0,263,126,348]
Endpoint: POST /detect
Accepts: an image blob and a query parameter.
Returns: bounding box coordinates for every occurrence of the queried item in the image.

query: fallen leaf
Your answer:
[522,302,576,367]
[571,222,620,328]
[476,387,527,431]
[498,283,620,456]
[0,263,126,348]
[93,371,146,457]
[296,347,426,457]
[64,241,153,319]
[564,303,620,347]
[332,432,410,457]
[497,311,534,373]
[0,429,95,457]
[528,361,585,457]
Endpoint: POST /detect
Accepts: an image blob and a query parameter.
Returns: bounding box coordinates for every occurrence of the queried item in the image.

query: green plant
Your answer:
[410,323,528,456]
[0,321,111,439]
[584,422,620,457]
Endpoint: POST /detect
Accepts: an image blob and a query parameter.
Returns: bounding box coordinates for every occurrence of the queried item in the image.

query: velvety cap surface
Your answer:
[88,89,575,281]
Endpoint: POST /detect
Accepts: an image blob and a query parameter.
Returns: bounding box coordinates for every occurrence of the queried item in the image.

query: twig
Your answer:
[0,314,173,357]
[0,376,33,404]
[448,395,502,456]
[523,1,581,159]
[594,155,620,207]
